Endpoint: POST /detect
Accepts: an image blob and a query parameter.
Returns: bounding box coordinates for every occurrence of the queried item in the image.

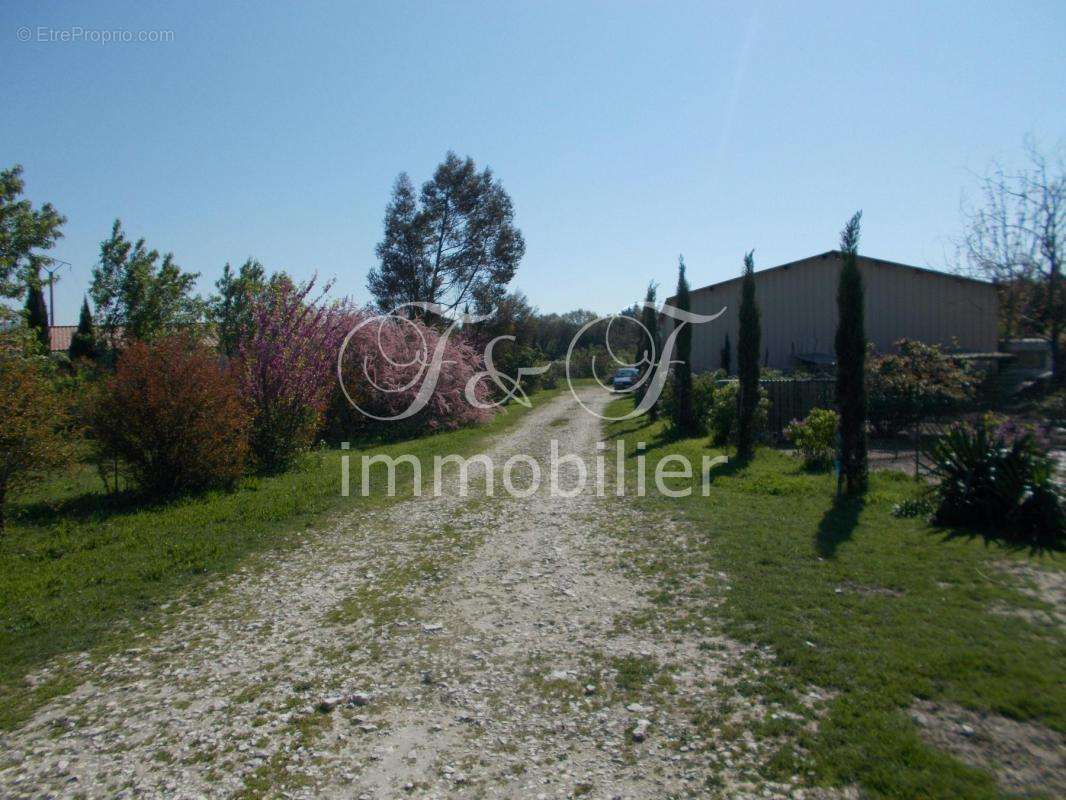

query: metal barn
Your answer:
[664,251,998,372]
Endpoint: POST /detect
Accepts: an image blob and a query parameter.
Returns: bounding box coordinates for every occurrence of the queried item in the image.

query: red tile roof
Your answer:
[48,324,209,352]
[48,325,77,352]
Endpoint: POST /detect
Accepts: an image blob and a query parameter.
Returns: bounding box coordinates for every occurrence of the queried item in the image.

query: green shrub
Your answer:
[568,346,634,380]
[925,417,1063,544]
[785,407,839,470]
[488,340,551,399]
[51,357,103,434]
[708,380,769,446]
[892,495,935,519]
[867,339,977,436]
[660,371,718,436]
[692,373,718,431]
[540,361,559,390]
[1036,387,1066,428]
[659,373,771,443]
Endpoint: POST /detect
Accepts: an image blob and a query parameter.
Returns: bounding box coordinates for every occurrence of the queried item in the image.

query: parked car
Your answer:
[611,367,640,391]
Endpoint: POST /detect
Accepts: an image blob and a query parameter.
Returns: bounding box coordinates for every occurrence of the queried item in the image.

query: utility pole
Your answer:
[40,258,72,327]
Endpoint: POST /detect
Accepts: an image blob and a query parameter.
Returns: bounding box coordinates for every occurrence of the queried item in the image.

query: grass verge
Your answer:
[0,388,561,730]
[605,396,1064,799]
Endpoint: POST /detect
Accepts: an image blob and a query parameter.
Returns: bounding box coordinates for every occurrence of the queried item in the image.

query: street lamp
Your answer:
[40,257,72,328]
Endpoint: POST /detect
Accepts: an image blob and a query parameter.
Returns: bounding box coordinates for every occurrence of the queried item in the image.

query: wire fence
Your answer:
[758,378,837,440]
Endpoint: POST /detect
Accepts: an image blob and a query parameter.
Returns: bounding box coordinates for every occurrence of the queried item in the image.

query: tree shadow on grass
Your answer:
[625,426,684,458]
[701,450,750,485]
[792,460,835,476]
[934,524,1064,557]
[816,494,865,558]
[12,488,183,528]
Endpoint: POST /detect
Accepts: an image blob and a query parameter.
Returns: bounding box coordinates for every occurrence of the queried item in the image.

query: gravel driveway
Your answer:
[0,387,816,799]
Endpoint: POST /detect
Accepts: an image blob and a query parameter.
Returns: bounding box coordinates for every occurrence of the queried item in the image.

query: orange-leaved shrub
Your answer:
[0,342,73,531]
[89,335,249,494]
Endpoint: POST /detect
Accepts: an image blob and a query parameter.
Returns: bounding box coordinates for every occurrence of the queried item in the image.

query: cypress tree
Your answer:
[672,256,696,435]
[24,280,50,350]
[835,211,868,495]
[720,333,731,374]
[69,296,98,361]
[736,251,761,460]
[636,281,661,421]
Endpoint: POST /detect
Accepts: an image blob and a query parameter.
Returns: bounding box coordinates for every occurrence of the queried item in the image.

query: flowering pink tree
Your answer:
[336,310,492,436]
[236,277,351,470]
[238,278,493,466]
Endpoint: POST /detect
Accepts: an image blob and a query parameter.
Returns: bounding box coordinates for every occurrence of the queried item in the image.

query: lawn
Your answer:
[605,397,1065,799]
[0,390,557,730]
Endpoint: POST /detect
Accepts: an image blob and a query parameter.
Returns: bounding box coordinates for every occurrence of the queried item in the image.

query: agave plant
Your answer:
[925,419,1063,543]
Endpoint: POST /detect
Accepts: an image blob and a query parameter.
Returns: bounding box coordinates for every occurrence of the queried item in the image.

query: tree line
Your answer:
[3,154,640,375]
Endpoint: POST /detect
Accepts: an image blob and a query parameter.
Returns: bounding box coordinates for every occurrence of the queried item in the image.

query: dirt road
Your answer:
[0,388,808,799]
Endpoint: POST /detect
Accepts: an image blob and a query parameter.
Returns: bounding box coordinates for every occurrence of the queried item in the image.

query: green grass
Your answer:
[612,653,661,694]
[0,390,560,730]
[605,397,1065,799]
[325,520,466,629]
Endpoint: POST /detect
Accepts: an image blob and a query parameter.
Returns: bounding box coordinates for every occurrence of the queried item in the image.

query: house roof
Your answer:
[48,324,211,352]
[48,325,77,352]
[672,250,993,302]
[49,325,126,352]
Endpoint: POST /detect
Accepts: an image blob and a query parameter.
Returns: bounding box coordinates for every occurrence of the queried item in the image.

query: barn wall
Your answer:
[668,253,998,372]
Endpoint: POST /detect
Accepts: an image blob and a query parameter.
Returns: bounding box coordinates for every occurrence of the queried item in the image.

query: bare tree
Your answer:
[960,139,1064,380]
[959,163,1037,337]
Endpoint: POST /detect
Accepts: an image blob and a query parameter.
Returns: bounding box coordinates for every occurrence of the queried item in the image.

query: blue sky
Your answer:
[2,1,1064,324]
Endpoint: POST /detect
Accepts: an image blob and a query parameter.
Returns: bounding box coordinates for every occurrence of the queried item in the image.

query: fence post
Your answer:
[913,422,920,481]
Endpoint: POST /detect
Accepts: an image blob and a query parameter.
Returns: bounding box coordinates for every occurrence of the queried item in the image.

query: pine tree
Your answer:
[736,251,761,460]
[69,296,97,361]
[835,211,868,495]
[24,279,49,350]
[720,333,731,374]
[367,154,525,315]
[210,258,266,357]
[672,257,696,435]
[635,282,660,420]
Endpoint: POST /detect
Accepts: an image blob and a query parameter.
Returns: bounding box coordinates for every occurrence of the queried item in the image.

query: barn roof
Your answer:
[675,250,993,302]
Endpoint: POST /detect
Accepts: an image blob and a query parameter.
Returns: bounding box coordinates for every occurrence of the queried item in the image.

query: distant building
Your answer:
[48,325,77,353]
[47,325,119,353]
[664,251,998,372]
[47,324,213,353]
